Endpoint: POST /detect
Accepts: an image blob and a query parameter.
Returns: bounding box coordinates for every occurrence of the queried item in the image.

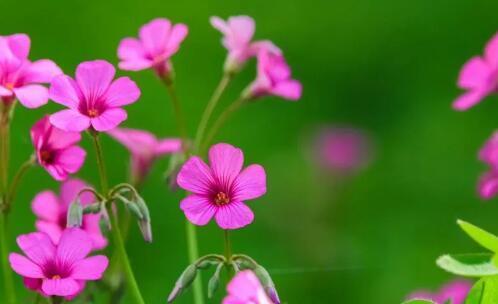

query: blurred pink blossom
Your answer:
[9,228,108,299]
[0,34,62,108]
[107,127,181,185]
[406,280,472,304]
[478,131,498,199]
[117,18,188,77]
[453,32,498,111]
[49,60,140,132]
[210,15,280,73]
[246,49,302,101]
[31,116,86,181]
[177,143,266,230]
[223,270,272,304]
[31,179,107,250]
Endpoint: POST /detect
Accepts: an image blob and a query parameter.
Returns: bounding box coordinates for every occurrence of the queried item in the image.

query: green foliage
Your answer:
[465,276,498,304]
[436,253,498,277]
[457,220,498,253]
[401,300,436,304]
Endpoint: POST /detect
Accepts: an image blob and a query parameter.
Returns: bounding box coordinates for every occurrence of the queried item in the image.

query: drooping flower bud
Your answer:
[167,264,198,303]
[67,200,83,227]
[208,262,225,298]
[254,265,281,304]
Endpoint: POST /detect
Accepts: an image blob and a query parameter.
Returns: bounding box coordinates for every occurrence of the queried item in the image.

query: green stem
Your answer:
[6,155,35,209]
[0,212,15,304]
[193,74,232,152]
[223,230,233,279]
[201,98,246,153]
[90,132,145,304]
[162,79,189,155]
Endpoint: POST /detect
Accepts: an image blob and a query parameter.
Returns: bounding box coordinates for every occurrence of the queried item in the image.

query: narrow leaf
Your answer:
[457,220,498,252]
[436,253,498,277]
[465,276,498,304]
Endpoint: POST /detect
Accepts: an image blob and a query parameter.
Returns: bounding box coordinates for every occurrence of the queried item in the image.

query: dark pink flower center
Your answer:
[87,108,99,118]
[213,192,230,206]
[42,261,71,279]
[40,150,54,164]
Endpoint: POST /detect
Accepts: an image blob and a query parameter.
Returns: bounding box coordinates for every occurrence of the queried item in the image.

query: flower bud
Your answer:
[83,202,102,214]
[167,264,197,303]
[208,262,224,298]
[135,194,152,242]
[254,265,281,304]
[67,200,83,227]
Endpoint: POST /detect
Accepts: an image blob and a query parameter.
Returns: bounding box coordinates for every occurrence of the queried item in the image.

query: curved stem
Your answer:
[162,80,189,155]
[201,98,247,153]
[6,155,35,207]
[193,74,232,152]
[90,132,145,304]
[0,212,15,304]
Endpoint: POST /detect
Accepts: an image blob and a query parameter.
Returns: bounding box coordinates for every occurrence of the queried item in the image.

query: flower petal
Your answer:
[103,77,140,107]
[139,18,171,56]
[164,24,188,56]
[75,60,115,101]
[35,221,63,245]
[177,156,214,194]
[452,89,489,111]
[31,190,60,222]
[50,109,91,132]
[71,256,108,280]
[49,75,81,109]
[9,253,44,278]
[457,57,492,89]
[180,194,217,226]
[209,143,244,188]
[54,146,86,175]
[227,16,255,46]
[155,138,182,155]
[7,34,30,60]
[46,125,82,150]
[60,179,93,207]
[485,32,498,67]
[479,171,498,200]
[117,38,147,61]
[16,232,56,266]
[14,85,48,108]
[56,228,92,265]
[232,164,266,201]
[271,79,302,101]
[90,108,127,131]
[214,201,254,230]
[42,278,80,297]
[107,127,157,155]
[82,214,107,250]
[24,59,62,84]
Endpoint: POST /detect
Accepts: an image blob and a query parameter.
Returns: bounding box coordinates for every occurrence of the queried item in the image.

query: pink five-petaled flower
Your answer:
[9,228,109,299]
[117,18,188,77]
[49,60,140,132]
[32,179,107,250]
[223,270,273,304]
[246,49,302,101]
[31,116,86,181]
[453,32,498,110]
[478,131,498,200]
[406,280,472,304]
[107,127,182,185]
[210,15,280,73]
[0,34,62,108]
[177,143,266,230]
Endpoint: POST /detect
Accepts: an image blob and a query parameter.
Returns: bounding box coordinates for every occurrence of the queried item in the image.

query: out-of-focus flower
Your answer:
[406,280,472,304]
[0,34,62,108]
[31,116,86,181]
[9,228,108,299]
[453,32,498,111]
[177,143,266,230]
[107,127,182,185]
[117,18,188,78]
[49,60,140,132]
[223,270,272,304]
[31,179,107,250]
[210,15,280,73]
[313,126,372,174]
[245,49,302,101]
[478,131,498,199]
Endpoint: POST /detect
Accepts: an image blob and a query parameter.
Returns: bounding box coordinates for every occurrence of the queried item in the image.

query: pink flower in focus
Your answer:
[49,60,140,132]
[0,34,62,108]
[107,127,182,184]
[314,127,372,173]
[407,280,472,304]
[478,131,498,200]
[177,143,266,230]
[31,179,107,250]
[246,49,302,101]
[9,228,108,299]
[117,18,188,76]
[453,32,498,110]
[223,270,272,304]
[210,15,280,73]
[31,116,86,181]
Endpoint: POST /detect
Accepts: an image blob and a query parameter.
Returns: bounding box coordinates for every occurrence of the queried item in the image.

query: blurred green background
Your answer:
[2,0,498,303]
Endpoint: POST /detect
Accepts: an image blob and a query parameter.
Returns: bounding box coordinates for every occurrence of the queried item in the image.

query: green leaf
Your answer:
[437,253,498,277]
[465,275,498,304]
[401,300,436,304]
[458,220,498,252]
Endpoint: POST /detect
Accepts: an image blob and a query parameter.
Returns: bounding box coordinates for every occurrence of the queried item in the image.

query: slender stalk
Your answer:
[6,155,35,208]
[193,74,232,152]
[162,79,188,155]
[0,212,15,304]
[90,132,145,304]
[223,230,233,279]
[0,105,10,193]
[201,97,247,153]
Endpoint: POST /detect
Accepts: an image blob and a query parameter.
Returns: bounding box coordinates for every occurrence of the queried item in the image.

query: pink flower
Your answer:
[49,60,140,132]
[406,280,472,304]
[9,228,109,299]
[314,127,372,173]
[117,18,188,76]
[210,15,280,73]
[107,127,182,184]
[478,131,498,200]
[0,34,62,108]
[177,143,266,230]
[31,179,107,250]
[453,32,498,110]
[223,270,272,304]
[246,49,302,101]
[31,116,86,181]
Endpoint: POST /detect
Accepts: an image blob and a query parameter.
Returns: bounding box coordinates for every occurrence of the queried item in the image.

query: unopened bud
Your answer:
[254,265,280,304]
[67,200,83,227]
[135,194,152,242]
[83,202,101,214]
[167,264,198,303]
[208,262,224,298]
